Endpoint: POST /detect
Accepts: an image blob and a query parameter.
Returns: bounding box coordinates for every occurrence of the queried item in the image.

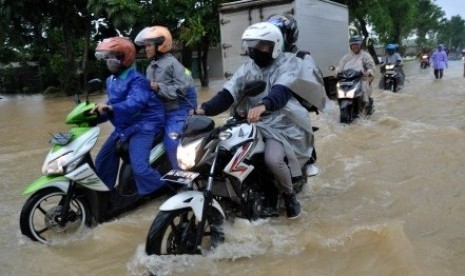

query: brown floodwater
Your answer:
[1,60,465,276]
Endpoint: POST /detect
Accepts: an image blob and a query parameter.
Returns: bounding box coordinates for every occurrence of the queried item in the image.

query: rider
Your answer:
[196,22,312,219]
[379,43,404,90]
[134,25,197,170]
[418,46,430,63]
[267,14,322,178]
[93,37,166,195]
[335,36,375,110]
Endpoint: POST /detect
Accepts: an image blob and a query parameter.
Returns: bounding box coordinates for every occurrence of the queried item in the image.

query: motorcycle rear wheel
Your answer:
[145,208,224,255]
[19,187,91,244]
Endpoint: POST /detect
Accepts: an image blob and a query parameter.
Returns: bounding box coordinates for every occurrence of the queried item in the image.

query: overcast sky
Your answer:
[434,0,465,19]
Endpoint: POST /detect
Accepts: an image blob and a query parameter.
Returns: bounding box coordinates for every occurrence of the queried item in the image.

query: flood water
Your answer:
[1,61,465,276]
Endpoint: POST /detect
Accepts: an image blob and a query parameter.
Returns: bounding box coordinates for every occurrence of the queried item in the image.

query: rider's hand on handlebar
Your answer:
[195,107,205,115]
[247,104,266,123]
[91,103,113,114]
[150,81,159,91]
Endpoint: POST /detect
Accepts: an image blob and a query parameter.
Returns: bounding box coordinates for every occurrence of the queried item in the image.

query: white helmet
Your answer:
[241,22,283,59]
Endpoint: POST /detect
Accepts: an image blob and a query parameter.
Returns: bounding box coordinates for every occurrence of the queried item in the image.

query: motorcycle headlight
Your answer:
[177,138,204,170]
[338,87,356,99]
[42,152,74,175]
[346,87,356,98]
[386,64,395,70]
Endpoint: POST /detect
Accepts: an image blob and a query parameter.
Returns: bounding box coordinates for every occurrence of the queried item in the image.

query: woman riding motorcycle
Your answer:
[196,22,313,219]
[93,37,166,195]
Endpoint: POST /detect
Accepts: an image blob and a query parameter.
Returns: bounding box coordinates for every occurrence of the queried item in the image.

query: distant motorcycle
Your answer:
[380,63,399,92]
[19,79,173,244]
[330,67,374,124]
[420,54,430,69]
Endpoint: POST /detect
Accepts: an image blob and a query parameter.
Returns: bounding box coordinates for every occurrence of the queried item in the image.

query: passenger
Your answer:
[267,14,323,177]
[134,26,197,170]
[196,22,313,219]
[379,43,404,90]
[429,44,448,79]
[335,36,375,109]
[92,37,166,195]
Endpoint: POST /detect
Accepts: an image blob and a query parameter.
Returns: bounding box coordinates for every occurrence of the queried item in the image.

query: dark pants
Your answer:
[264,139,293,195]
[95,132,165,195]
[434,69,444,79]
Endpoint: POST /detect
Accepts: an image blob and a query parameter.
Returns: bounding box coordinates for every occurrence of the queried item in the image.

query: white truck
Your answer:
[219,0,351,95]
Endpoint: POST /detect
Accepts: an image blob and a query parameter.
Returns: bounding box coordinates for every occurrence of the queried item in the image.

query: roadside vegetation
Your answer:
[0,0,463,94]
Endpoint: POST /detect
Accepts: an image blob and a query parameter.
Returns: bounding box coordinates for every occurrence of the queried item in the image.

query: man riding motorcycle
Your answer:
[335,36,375,108]
[196,22,313,219]
[379,43,404,90]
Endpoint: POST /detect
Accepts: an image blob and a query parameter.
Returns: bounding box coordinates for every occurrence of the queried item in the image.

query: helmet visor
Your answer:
[95,51,121,61]
[242,39,274,53]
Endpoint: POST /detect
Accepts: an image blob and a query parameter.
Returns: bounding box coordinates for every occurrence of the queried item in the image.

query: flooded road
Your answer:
[1,61,465,276]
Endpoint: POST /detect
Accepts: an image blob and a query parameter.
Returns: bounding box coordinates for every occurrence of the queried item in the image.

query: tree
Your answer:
[414,0,444,48]
[437,16,465,53]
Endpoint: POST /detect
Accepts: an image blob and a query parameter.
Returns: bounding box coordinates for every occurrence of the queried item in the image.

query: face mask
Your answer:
[106,58,122,73]
[249,48,273,68]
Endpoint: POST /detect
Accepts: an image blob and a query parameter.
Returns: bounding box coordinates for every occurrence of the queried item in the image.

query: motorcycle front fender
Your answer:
[159,190,225,222]
[339,99,352,110]
[20,175,70,195]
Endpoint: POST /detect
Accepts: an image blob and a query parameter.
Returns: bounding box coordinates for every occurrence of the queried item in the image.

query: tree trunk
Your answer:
[181,44,193,71]
[357,17,380,64]
[81,22,91,92]
[199,37,210,87]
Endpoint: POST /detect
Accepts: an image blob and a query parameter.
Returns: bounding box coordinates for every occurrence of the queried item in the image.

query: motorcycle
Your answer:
[420,54,429,69]
[144,80,307,255]
[19,79,173,244]
[330,67,374,124]
[380,63,399,92]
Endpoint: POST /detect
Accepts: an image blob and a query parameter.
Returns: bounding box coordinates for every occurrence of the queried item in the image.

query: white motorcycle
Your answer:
[144,81,307,255]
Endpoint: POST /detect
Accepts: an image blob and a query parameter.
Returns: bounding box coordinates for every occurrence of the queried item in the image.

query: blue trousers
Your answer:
[95,132,165,195]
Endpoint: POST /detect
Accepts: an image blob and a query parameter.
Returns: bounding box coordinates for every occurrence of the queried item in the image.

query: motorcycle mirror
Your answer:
[232,80,266,118]
[85,78,104,102]
[243,80,266,97]
[87,78,103,94]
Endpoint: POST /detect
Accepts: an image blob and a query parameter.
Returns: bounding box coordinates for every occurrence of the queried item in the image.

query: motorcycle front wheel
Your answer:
[340,103,354,124]
[145,208,224,255]
[19,187,91,244]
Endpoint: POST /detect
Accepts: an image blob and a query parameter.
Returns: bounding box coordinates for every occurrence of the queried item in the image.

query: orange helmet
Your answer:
[134,25,173,53]
[95,37,136,67]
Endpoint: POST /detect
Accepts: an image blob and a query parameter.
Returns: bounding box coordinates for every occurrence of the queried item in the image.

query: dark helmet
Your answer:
[267,14,299,50]
[349,36,363,46]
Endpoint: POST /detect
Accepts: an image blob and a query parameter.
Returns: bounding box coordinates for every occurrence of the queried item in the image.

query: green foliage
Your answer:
[437,16,465,51]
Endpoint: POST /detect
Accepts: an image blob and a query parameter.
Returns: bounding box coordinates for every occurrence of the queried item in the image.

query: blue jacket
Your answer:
[102,67,165,139]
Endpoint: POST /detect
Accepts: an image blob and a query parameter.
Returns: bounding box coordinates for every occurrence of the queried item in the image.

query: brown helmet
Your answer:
[134,25,173,53]
[95,37,136,67]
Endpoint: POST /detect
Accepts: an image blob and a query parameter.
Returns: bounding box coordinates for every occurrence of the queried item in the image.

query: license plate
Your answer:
[161,170,199,185]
